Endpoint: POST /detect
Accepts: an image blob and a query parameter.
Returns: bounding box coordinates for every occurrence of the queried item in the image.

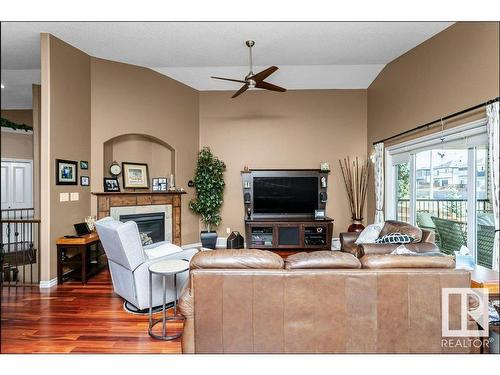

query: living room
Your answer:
[1,1,499,371]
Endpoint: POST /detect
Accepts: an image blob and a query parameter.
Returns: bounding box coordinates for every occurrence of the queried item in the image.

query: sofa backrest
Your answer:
[95,217,145,271]
[186,267,473,353]
[190,249,284,269]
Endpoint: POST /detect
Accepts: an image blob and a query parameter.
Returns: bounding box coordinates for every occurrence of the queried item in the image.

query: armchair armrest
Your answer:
[340,232,361,257]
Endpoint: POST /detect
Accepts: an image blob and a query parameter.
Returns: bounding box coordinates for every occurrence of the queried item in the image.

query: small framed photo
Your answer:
[158,177,168,191]
[315,209,326,219]
[56,159,78,185]
[103,177,120,192]
[80,161,89,170]
[80,176,90,186]
[122,162,149,189]
[152,178,160,191]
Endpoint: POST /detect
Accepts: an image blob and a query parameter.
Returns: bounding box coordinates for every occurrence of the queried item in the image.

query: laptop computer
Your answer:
[74,222,91,237]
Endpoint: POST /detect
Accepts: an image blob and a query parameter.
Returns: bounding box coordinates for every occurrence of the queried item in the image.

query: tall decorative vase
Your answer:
[348,218,365,233]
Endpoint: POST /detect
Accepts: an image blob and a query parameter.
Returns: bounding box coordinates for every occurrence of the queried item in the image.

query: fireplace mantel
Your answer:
[92,191,185,245]
[92,191,186,196]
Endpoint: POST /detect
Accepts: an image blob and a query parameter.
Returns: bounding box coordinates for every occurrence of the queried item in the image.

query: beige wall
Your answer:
[103,134,173,180]
[90,57,200,244]
[1,109,34,160]
[199,90,367,237]
[41,34,91,280]
[367,22,500,222]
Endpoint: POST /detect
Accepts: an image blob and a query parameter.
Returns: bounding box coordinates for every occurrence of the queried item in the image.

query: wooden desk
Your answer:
[56,232,106,285]
[471,265,500,297]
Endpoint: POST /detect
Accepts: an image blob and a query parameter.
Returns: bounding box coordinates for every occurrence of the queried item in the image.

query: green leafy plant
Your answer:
[189,147,226,232]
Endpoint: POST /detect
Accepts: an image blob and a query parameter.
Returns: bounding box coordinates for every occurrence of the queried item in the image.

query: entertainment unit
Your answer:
[242,169,334,250]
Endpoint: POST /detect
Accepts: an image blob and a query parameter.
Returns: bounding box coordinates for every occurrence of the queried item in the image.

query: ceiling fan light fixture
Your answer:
[210,40,286,98]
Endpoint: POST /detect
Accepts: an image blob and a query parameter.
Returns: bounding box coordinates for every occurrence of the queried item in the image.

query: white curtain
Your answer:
[487,102,499,271]
[374,142,385,224]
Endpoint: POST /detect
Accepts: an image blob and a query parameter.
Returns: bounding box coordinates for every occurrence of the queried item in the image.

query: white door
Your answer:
[1,159,33,244]
[1,159,33,210]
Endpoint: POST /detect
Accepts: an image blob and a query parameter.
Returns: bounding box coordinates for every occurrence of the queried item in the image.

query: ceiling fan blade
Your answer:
[211,76,247,84]
[250,66,279,82]
[232,84,249,98]
[255,81,287,93]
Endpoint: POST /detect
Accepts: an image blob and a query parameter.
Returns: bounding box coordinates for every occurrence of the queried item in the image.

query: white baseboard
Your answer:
[39,277,58,289]
[182,237,228,250]
[216,237,227,248]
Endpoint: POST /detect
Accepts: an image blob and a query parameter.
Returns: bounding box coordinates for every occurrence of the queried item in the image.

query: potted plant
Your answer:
[189,147,226,249]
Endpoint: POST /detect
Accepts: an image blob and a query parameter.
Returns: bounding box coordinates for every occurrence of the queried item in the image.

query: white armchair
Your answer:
[95,217,198,312]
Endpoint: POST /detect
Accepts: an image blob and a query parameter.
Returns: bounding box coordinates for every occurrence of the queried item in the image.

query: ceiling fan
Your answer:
[211,40,287,98]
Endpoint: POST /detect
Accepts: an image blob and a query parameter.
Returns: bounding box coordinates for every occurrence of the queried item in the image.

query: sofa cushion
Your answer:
[379,220,422,243]
[190,249,284,269]
[360,253,455,269]
[285,251,361,269]
[375,232,415,244]
[355,223,384,244]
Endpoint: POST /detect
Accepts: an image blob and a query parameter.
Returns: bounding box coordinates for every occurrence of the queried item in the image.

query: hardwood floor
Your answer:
[0,270,182,353]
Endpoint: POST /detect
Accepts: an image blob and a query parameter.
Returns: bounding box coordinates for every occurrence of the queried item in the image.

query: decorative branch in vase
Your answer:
[339,156,370,233]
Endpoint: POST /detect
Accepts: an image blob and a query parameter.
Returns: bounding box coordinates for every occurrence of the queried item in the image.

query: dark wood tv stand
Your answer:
[245,217,334,251]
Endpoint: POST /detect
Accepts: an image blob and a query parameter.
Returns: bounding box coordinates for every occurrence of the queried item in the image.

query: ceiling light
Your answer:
[0,84,5,89]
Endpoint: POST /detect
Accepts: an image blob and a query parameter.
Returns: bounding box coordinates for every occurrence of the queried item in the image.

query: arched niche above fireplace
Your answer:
[103,134,175,184]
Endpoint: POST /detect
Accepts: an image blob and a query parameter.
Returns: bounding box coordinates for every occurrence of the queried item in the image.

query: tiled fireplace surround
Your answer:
[93,192,185,246]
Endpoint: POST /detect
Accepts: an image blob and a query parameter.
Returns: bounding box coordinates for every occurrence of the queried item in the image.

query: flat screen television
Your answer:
[253,176,318,216]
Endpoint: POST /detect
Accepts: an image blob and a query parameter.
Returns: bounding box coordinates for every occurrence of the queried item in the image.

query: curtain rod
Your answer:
[372,96,500,146]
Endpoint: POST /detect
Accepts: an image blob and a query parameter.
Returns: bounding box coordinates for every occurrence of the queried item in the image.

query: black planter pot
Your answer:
[200,230,217,249]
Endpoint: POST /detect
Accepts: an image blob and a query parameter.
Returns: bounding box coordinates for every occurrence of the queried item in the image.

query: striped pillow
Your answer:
[375,232,415,244]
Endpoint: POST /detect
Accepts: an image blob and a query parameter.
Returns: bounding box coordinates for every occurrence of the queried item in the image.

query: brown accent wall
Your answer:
[366,22,500,222]
[90,58,200,244]
[199,90,367,237]
[41,34,91,280]
[1,109,34,160]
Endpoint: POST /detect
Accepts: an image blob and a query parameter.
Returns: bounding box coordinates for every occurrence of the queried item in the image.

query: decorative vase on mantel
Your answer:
[348,218,365,233]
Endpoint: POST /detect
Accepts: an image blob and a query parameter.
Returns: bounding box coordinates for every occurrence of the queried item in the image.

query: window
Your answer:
[385,119,494,268]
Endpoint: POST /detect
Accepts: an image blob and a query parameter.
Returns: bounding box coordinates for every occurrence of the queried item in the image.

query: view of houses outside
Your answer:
[414,149,487,200]
[396,148,490,224]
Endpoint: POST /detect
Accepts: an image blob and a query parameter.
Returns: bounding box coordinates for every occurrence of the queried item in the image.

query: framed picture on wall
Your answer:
[56,159,78,185]
[122,162,149,189]
[80,176,90,186]
[103,177,120,192]
[80,160,89,170]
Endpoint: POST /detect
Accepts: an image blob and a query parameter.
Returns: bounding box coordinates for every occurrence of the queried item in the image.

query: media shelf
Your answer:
[245,218,334,251]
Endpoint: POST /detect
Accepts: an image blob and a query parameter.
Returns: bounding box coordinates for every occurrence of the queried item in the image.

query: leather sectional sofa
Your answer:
[340,220,439,258]
[179,248,477,354]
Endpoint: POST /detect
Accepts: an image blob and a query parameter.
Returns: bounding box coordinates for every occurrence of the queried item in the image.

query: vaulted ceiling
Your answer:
[1,22,453,108]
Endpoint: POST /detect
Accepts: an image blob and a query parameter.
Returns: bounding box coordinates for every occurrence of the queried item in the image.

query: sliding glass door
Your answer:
[386,120,493,268]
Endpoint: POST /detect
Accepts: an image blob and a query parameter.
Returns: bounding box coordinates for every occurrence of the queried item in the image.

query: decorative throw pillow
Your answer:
[355,223,384,245]
[375,232,415,244]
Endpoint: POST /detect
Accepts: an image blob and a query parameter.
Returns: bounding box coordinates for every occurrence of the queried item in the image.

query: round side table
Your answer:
[148,259,189,340]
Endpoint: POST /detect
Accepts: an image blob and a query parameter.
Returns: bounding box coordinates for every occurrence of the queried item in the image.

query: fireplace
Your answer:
[93,192,185,246]
[120,212,165,244]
